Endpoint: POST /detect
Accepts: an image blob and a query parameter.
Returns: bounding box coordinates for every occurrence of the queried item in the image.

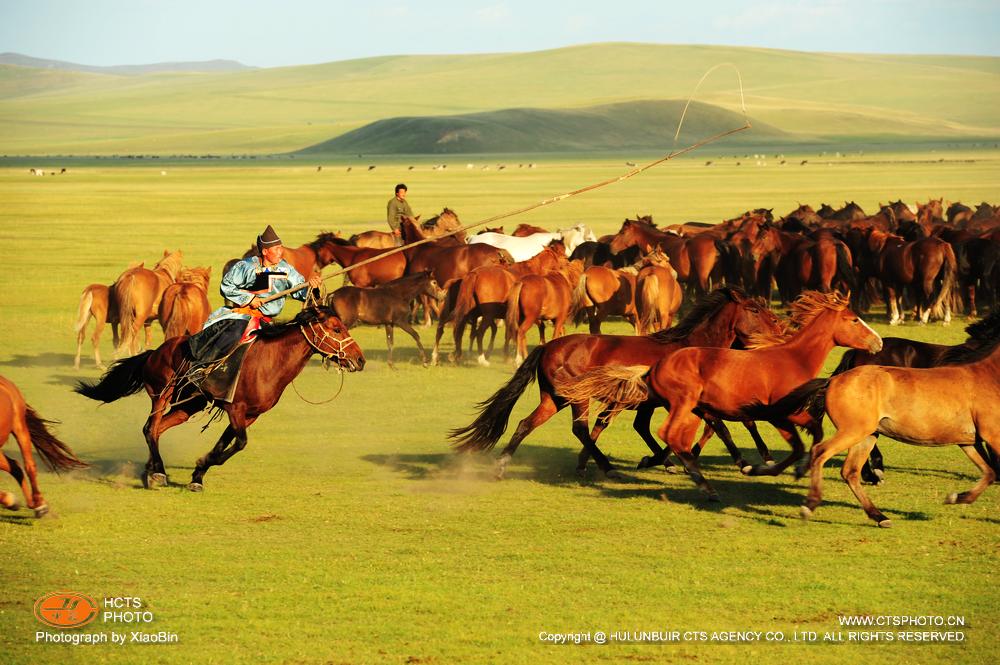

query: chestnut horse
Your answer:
[158,267,212,339]
[74,260,144,369]
[321,237,408,287]
[608,218,691,284]
[794,321,1000,527]
[75,307,365,491]
[505,261,583,365]
[450,287,783,479]
[1,375,87,516]
[635,253,682,335]
[568,291,882,498]
[878,236,956,324]
[116,250,184,356]
[572,265,638,334]
[435,242,564,366]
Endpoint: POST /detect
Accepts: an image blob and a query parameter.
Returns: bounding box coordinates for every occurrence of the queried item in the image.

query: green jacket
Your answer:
[387,196,414,231]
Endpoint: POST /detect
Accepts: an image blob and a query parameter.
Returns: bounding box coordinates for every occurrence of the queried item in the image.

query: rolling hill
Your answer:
[299,100,788,154]
[1,43,998,154]
[0,52,254,76]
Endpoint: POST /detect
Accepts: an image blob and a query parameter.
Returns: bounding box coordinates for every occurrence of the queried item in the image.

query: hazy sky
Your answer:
[2,0,997,67]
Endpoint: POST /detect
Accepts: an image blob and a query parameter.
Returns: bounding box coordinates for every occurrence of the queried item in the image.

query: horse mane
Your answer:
[744,290,849,349]
[255,306,333,339]
[178,266,211,290]
[310,231,343,251]
[154,250,184,279]
[372,271,434,298]
[647,286,747,344]
[940,310,1000,365]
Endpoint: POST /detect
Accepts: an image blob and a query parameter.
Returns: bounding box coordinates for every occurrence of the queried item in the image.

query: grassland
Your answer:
[1,43,999,154]
[2,151,999,664]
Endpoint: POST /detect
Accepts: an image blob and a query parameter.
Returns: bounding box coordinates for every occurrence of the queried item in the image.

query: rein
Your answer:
[293,320,355,404]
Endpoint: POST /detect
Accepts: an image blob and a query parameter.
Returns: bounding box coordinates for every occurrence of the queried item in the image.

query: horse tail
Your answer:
[505,280,525,336]
[164,288,195,339]
[74,288,94,334]
[571,272,591,326]
[452,272,479,324]
[638,274,661,333]
[834,242,856,293]
[74,351,152,403]
[115,274,138,353]
[449,345,545,452]
[735,378,830,423]
[553,365,650,421]
[929,243,957,320]
[22,406,88,472]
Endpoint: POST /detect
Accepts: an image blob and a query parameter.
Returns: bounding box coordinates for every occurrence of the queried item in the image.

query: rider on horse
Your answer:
[188,224,322,363]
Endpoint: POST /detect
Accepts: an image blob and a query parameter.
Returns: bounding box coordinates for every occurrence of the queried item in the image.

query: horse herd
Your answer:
[3,198,999,524]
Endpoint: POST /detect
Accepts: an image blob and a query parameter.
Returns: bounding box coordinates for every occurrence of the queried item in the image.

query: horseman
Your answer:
[187,224,322,364]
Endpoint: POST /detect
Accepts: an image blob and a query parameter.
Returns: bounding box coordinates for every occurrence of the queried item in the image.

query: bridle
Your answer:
[300,319,358,364]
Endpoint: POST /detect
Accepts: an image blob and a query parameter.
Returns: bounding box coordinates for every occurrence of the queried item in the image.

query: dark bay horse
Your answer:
[450,286,782,479]
[566,292,882,498]
[1,375,87,516]
[877,235,957,324]
[795,321,1000,527]
[75,307,364,491]
[327,272,445,367]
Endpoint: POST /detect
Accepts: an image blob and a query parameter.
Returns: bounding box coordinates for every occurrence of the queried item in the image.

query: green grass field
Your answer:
[2,151,999,664]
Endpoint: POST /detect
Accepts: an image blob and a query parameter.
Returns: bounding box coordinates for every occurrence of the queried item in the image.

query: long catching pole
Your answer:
[263,64,751,304]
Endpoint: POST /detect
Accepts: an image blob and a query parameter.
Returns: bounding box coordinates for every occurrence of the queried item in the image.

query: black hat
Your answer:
[257,224,282,249]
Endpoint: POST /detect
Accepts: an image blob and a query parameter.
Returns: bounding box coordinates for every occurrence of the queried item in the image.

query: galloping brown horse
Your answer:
[1,375,87,516]
[505,261,582,365]
[567,292,882,498]
[75,307,365,491]
[793,321,1000,527]
[450,287,783,479]
[116,250,184,356]
[158,267,212,339]
[572,265,638,334]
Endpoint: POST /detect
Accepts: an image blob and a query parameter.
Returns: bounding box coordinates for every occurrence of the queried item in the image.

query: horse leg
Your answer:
[631,404,678,472]
[92,316,107,368]
[9,419,46,513]
[698,418,754,472]
[189,410,258,491]
[588,308,600,335]
[144,321,153,351]
[803,428,874,522]
[432,317,447,366]
[659,406,718,500]
[885,285,900,325]
[945,436,997,505]
[141,390,198,488]
[473,316,490,367]
[0,453,33,512]
[746,421,804,476]
[397,321,427,366]
[840,435,892,526]
[861,437,885,485]
[496,391,563,479]
[536,321,546,345]
[569,401,617,478]
[385,324,395,369]
[483,319,499,365]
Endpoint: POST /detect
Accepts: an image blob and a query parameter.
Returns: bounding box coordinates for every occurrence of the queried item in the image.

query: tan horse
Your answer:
[505,260,583,365]
[158,267,212,339]
[572,265,638,334]
[73,260,143,369]
[115,250,184,356]
[1,375,87,516]
[635,251,682,335]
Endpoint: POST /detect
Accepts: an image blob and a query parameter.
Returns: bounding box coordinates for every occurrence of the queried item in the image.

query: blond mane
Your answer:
[745,291,850,349]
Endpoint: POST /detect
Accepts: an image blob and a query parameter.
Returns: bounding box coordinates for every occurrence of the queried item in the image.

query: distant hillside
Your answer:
[0,52,254,76]
[299,100,789,154]
[1,43,998,154]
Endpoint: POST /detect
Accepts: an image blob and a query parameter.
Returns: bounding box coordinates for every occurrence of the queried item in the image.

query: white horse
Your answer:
[557,223,597,255]
[467,231,563,262]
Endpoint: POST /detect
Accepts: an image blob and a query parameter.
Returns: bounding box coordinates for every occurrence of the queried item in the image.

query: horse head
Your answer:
[296,307,366,371]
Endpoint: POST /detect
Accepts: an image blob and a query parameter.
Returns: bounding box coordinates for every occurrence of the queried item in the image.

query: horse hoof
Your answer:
[741,465,754,476]
[945,492,959,504]
[800,505,813,520]
[34,504,50,518]
[872,468,885,483]
[877,519,893,528]
[603,468,622,480]
[187,482,204,493]
[477,355,490,367]
[664,465,681,475]
[146,472,167,489]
